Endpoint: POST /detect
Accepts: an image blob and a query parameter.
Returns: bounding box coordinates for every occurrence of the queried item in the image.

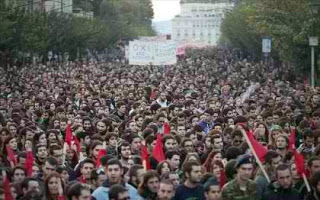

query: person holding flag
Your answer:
[262,164,301,200]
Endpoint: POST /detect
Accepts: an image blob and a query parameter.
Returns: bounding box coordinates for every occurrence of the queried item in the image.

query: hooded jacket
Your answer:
[91,179,142,200]
[262,181,302,200]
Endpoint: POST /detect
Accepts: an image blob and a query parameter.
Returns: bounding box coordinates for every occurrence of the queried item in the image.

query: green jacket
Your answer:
[221,178,257,200]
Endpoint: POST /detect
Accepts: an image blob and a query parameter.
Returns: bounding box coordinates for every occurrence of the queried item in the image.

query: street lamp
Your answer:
[309,0,319,87]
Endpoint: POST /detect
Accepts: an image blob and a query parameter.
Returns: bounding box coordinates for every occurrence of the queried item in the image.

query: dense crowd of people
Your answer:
[0,47,319,200]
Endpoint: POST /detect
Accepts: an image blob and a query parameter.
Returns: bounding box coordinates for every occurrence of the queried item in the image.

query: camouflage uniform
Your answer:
[221,178,257,200]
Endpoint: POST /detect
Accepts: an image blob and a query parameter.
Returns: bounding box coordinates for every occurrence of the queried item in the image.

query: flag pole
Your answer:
[240,129,270,183]
[302,173,311,192]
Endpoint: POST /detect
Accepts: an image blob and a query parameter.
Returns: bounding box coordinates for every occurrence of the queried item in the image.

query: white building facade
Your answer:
[44,0,72,13]
[171,1,234,46]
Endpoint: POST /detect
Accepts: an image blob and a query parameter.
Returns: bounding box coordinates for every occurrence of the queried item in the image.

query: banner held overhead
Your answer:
[129,40,177,65]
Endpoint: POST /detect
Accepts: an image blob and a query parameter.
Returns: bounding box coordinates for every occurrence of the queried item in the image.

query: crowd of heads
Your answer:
[0,47,320,200]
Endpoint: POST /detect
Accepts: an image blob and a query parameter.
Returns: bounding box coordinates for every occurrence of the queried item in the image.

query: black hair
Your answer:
[109,184,127,200]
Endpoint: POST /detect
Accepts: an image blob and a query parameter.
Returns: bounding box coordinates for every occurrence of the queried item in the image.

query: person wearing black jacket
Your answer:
[305,171,320,200]
[262,164,301,200]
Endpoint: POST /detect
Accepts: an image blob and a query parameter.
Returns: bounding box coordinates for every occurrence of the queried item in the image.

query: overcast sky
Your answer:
[152,0,181,22]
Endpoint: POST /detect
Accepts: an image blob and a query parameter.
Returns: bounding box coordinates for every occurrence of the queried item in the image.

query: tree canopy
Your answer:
[0,0,155,65]
[220,0,319,75]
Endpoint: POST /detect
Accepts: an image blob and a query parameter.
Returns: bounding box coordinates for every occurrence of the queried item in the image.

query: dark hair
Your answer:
[275,164,291,177]
[225,147,243,161]
[163,134,175,144]
[107,158,123,169]
[310,171,320,188]
[67,182,91,200]
[204,178,219,192]
[118,141,131,153]
[44,172,64,199]
[182,160,200,179]
[21,177,38,191]
[80,158,95,169]
[49,144,62,156]
[56,166,68,174]
[265,150,281,165]
[231,129,243,139]
[138,170,160,198]
[105,132,118,142]
[308,156,320,168]
[128,164,144,184]
[44,156,58,166]
[165,151,180,160]
[32,132,47,145]
[20,190,43,200]
[181,138,193,148]
[160,171,178,181]
[185,131,196,139]
[156,161,171,176]
[109,184,127,199]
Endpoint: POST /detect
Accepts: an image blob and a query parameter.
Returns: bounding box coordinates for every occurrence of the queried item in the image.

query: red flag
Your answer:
[293,150,307,177]
[246,130,268,162]
[140,144,151,170]
[6,145,17,166]
[73,135,81,153]
[96,149,107,168]
[3,175,13,200]
[65,123,72,147]
[152,134,165,162]
[219,170,227,189]
[289,129,296,150]
[150,90,156,99]
[163,122,170,135]
[25,150,34,177]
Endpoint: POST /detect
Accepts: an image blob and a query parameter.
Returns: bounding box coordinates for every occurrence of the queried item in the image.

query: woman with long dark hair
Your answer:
[33,131,48,147]
[156,161,171,176]
[138,170,160,200]
[44,172,65,200]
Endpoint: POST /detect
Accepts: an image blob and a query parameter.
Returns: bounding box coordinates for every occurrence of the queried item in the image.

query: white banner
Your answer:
[262,37,271,53]
[129,40,177,65]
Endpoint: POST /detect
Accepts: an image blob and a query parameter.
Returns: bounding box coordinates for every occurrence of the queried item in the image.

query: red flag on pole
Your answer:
[96,149,107,168]
[73,135,81,153]
[152,134,165,162]
[6,145,17,166]
[3,175,13,200]
[163,122,170,135]
[65,123,72,147]
[25,150,34,177]
[141,144,151,170]
[246,130,268,162]
[293,150,307,177]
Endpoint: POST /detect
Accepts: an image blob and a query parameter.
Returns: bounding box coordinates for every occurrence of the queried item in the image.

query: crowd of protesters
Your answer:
[0,47,320,200]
